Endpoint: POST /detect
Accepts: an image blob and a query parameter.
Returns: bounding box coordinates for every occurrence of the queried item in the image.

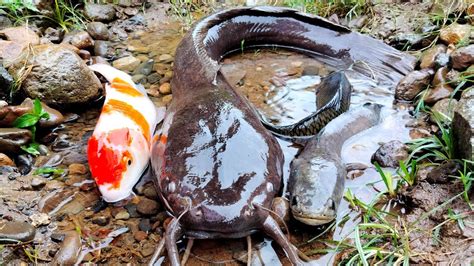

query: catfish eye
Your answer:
[127,159,132,166]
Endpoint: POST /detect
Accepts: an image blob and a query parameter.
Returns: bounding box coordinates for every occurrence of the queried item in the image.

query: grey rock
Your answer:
[0,128,32,154]
[43,27,63,43]
[0,15,12,30]
[133,59,154,76]
[0,220,36,244]
[452,87,474,160]
[93,40,109,57]
[451,45,474,70]
[86,22,109,40]
[9,44,101,106]
[31,177,46,189]
[395,69,433,101]
[419,44,446,69]
[434,53,450,69]
[84,4,116,22]
[371,140,409,168]
[52,231,81,265]
[0,66,13,102]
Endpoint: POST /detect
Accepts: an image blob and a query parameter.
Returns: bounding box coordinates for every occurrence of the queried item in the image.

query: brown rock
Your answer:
[423,84,453,104]
[410,128,431,139]
[112,56,140,72]
[431,67,448,86]
[0,128,32,154]
[431,98,458,122]
[78,50,91,60]
[136,197,160,216]
[158,83,171,95]
[451,45,474,70]
[62,31,94,50]
[419,44,447,69]
[16,98,64,128]
[395,69,433,101]
[426,160,461,184]
[146,84,160,97]
[134,231,147,242]
[0,152,14,166]
[68,163,87,175]
[0,26,39,46]
[0,40,24,64]
[439,23,471,45]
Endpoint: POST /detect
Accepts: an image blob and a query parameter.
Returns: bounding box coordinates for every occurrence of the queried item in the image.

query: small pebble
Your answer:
[134,231,147,242]
[31,177,46,190]
[136,197,160,216]
[68,163,87,175]
[138,219,152,232]
[114,210,130,220]
[29,212,51,227]
[91,216,109,226]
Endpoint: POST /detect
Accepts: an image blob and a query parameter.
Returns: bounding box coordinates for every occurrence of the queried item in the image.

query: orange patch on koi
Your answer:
[103,99,151,142]
[111,77,143,97]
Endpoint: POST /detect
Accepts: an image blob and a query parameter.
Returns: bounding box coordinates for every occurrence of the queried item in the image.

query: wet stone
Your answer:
[431,67,448,86]
[93,40,109,57]
[91,216,109,226]
[423,84,453,104]
[68,163,87,175]
[395,69,433,101]
[132,74,145,83]
[0,15,12,30]
[114,210,130,220]
[162,94,172,104]
[439,23,471,45]
[0,128,32,154]
[426,160,461,184]
[0,66,13,101]
[147,73,161,84]
[136,197,160,216]
[146,85,160,97]
[134,231,147,242]
[451,45,474,70]
[43,27,63,43]
[9,44,101,106]
[431,98,458,122]
[50,232,65,242]
[419,44,446,69]
[158,53,173,63]
[112,56,141,72]
[138,219,152,232]
[62,31,94,50]
[133,59,154,76]
[86,22,109,40]
[78,49,91,60]
[0,220,36,244]
[452,87,474,160]
[371,140,409,168]
[0,152,14,167]
[140,243,155,257]
[31,177,46,190]
[434,53,450,69]
[52,231,81,265]
[143,185,158,200]
[84,4,116,22]
[124,203,140,218]
[29,213,51,227]
[17,154,33,175]
[158,83,171,95]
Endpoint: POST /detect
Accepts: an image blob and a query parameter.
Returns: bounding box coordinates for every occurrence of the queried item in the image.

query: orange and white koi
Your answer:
[87,64,157,202]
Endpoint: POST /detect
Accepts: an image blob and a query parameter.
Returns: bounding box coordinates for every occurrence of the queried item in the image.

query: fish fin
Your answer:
[89,64,136,88]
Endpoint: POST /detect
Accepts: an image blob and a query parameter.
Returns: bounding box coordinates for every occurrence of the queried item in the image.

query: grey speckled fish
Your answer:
[289,103,383,225]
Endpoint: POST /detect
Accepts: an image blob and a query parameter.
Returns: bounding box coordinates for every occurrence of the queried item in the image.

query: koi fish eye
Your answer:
[128,159,132,166]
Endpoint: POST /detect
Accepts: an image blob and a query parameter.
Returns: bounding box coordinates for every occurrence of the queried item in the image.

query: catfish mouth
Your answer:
[291,210,335,226]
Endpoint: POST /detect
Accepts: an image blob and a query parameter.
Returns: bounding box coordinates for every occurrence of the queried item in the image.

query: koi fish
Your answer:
[87,64,157,202]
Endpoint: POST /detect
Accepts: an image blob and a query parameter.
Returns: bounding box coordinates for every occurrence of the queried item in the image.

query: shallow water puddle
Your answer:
[221,48,412,264]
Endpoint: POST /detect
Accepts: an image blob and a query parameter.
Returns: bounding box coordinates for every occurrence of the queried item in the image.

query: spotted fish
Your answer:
[87,64,157,202]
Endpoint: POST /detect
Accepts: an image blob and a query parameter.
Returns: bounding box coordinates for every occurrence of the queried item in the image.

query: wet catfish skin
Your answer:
[151,6,415,236]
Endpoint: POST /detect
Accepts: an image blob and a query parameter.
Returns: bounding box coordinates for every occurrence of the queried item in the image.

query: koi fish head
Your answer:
[87,128,149,202]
